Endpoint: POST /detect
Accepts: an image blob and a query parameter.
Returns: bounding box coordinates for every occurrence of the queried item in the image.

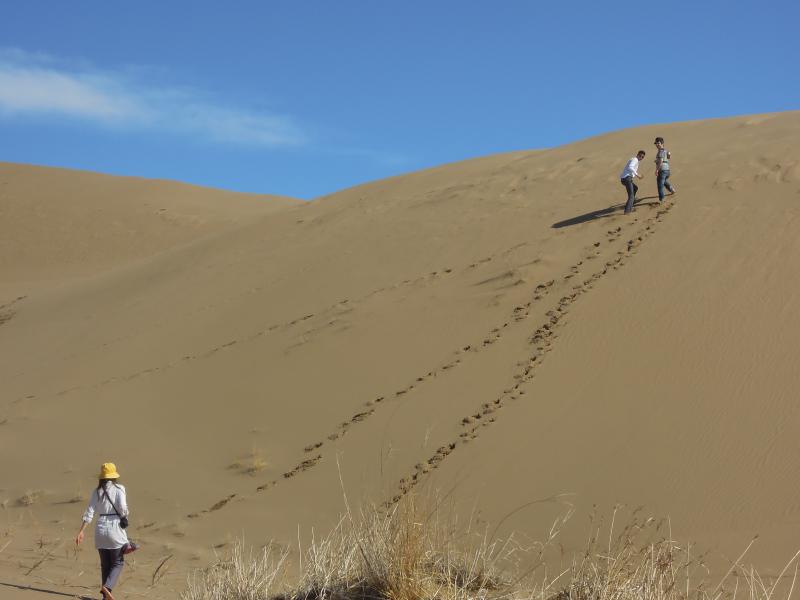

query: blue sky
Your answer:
[1,1,798,199]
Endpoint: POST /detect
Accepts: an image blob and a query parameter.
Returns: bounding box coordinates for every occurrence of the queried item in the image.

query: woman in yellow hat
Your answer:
[75,463,137,600]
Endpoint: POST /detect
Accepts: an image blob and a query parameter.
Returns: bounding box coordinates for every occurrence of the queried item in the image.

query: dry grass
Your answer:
[543,508,800,600]
[182,542,287,600]
[181,497,800,600]
[290,495,521,600]
[16,490,42,506]
[228,447,270,476]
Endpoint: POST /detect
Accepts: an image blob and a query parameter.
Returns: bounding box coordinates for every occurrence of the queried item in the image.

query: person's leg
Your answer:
[104,547,126,591]
[99,550,111,588]
[622,178,636,214]
[663,171,675,194]
[657,171,666,201]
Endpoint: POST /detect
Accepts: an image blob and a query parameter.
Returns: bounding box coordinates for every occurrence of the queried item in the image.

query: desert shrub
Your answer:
[183,541,288,600]
[182,498,799,600]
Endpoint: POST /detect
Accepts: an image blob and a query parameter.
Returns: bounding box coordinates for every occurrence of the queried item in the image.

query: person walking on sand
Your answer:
[654,137,676,202]
[75,463,137,600]
[620,150,646,214]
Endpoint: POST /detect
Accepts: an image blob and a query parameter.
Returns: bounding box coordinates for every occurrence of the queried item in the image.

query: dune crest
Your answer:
[0,162,301,293]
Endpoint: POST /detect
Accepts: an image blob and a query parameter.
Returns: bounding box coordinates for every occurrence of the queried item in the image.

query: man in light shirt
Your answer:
[653,137,676,202]
[620,150,646,214]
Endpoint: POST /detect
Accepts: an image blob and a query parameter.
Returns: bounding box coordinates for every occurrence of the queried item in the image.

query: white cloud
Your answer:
[0,49,305,147]
[0,66,147,121]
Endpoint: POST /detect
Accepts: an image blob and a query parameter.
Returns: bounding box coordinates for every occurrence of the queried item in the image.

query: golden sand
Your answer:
[1,112,799,598]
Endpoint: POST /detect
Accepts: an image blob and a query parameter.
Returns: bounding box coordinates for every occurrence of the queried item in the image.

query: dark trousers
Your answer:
[99,547,125,590]
[621,177,638,214]
[657,170,674,201]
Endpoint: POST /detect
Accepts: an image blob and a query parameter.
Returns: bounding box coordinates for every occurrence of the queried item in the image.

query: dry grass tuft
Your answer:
[16,490,42,506]
[245,456,269,476]
[541,508,799,600]
[290,495,520,600]
[181,497,800,600]
[182,543,287,600]
[229,447,270,476]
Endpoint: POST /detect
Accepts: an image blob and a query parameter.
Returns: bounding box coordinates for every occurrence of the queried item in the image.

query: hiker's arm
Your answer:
[76,520,88,545]
[76,490,96,544]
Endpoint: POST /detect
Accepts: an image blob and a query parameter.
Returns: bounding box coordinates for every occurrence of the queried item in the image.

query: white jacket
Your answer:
[82,482,130,549]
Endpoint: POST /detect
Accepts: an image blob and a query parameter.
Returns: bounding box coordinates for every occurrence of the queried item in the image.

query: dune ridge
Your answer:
[0,161,301,293]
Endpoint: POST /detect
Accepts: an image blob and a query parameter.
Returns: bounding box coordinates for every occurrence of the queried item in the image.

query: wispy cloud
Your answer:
[0,49,305,147]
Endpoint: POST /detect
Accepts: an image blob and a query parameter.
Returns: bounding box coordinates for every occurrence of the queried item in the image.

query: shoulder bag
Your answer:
[101,485,129,529]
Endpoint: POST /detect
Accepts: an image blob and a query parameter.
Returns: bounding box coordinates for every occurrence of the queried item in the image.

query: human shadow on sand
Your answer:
[552,196,660,228]
[0,581,94,599]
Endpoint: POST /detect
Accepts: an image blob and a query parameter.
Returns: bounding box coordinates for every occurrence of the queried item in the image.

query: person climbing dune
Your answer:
[654,136,677,202]
[620,150,646,214]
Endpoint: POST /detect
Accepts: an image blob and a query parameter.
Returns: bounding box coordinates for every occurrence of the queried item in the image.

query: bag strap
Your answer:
[100,485,123,518]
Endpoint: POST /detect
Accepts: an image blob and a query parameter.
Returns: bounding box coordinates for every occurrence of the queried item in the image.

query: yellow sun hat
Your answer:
[99,462,121,479]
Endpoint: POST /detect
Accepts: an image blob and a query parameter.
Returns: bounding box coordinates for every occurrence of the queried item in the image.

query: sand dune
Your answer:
[0,162,300,295]
[1,112,799,598]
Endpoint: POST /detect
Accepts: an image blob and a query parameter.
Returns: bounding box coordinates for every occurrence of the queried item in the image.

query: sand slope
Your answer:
[1,112,799,598]
[0,162,300,293]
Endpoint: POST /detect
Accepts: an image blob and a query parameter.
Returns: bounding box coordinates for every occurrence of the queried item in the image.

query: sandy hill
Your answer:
[1,111,799,599]
[0,162,301,294]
